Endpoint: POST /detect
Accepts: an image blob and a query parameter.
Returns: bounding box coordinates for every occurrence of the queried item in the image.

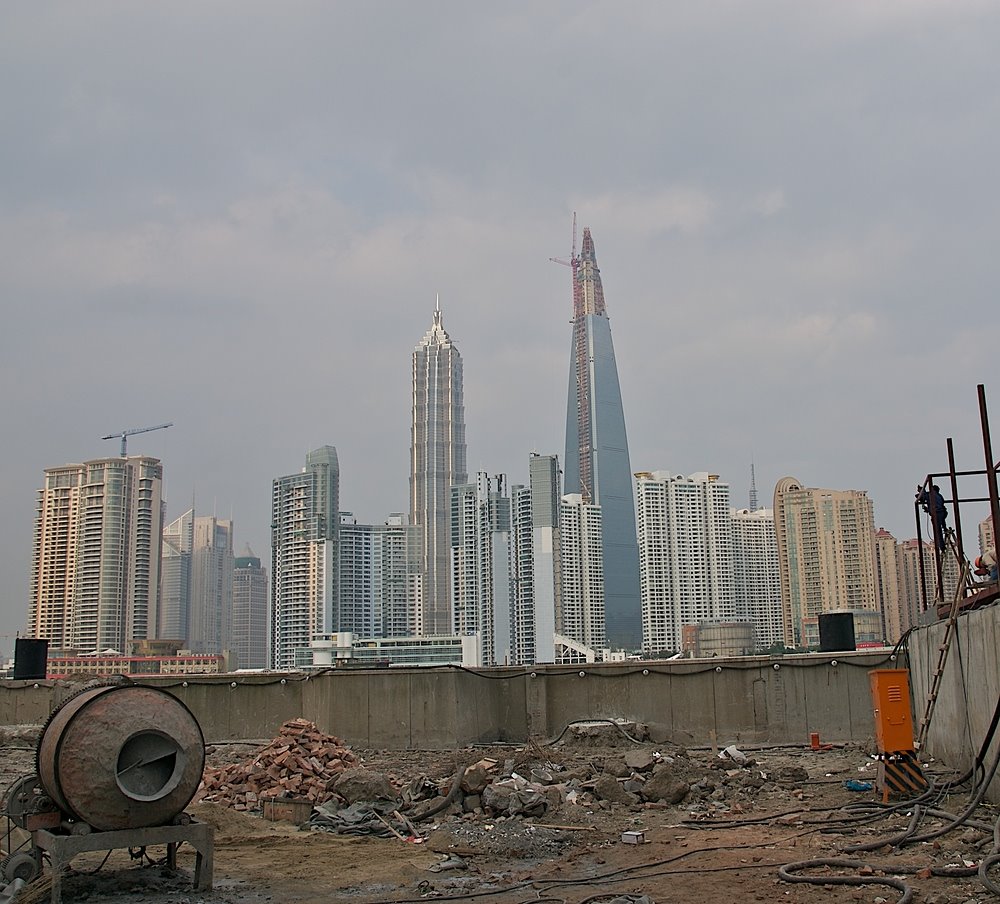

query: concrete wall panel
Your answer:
[304,672,370,745]
[907,603,1000,801]
[407,671,458,749]
[0,652,892,752]
[366,672,417,748]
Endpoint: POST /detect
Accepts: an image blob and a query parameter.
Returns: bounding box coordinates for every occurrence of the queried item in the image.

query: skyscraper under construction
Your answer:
[563,227,641,648]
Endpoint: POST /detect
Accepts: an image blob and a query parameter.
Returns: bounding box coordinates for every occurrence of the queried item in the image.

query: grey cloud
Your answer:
[3,1,1000,644]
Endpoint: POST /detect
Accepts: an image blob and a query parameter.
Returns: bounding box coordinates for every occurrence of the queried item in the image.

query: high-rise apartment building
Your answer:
[731,507,782,649]
[980,516,995,556]
[897,538,935,631]
[232,546,268,670]
[188,515,234,655]
[337,513,421,639]
[509,454,562,665]
[29,456,164,653]
[159,510,234,654]
[562,228,640,649]
[636,472,735,656]
[410,302,467,636]
[271,446,339,669]
[160,509,193,641]
[450,473,512,666]
[382,514,422,638]
[873,528,904,645]
[773,477,878,648]
[337,514,382,637]
[558,493,605,652]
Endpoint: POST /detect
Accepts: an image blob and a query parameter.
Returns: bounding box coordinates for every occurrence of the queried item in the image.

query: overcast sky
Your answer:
[3,1,1000,652]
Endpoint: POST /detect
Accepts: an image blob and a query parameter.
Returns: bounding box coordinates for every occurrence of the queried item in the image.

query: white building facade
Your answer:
[636,471,735,656]
[271,446,339,670]
[337,512,420,638]
[558,493,605,651]
[509,454,562,665]
[731,507,782,649]
[450,473,512,666]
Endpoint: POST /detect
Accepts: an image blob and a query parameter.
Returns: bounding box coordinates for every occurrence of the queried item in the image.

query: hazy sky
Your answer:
[4,2,1000,651]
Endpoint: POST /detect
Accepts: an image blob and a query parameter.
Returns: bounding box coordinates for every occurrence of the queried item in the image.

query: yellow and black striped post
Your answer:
[876,749,927,801]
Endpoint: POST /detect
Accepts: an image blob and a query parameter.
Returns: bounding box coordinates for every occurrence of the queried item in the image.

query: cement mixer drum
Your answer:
[37,684,205,831]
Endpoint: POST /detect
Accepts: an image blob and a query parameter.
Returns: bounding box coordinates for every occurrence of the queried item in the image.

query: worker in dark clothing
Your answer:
[917,485,949,550]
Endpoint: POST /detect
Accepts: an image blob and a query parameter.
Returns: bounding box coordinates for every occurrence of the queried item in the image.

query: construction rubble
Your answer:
[196,718,361,810]
[197,718,818,842]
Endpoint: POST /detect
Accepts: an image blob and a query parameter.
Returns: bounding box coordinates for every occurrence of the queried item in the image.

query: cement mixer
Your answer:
[1,683,213,899]
[36,684,205,830]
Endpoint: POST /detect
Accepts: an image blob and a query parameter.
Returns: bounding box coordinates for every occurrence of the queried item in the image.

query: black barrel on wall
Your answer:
[819,612,856,652]
[12,638,48,680]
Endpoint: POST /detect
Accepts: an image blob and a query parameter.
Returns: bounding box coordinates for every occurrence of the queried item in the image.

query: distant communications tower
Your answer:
[101,422,173,457]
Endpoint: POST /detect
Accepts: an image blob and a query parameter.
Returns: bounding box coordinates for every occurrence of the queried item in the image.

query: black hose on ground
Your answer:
[977,810,1000,895]
[842,804,922,853]
[778,857,914,903]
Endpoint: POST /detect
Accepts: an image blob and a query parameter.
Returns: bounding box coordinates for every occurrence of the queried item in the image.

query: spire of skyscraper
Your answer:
[411,303,467,634]
[563,226,641,649]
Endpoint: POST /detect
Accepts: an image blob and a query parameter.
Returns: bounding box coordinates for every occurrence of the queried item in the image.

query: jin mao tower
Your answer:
[411,301,467,634]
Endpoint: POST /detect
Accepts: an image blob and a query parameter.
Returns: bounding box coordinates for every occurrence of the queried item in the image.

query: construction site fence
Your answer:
[908,603,1000,799]
[0,652,891,749]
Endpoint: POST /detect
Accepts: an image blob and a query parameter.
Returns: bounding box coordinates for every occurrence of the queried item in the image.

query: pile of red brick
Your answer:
[197,718,359,810]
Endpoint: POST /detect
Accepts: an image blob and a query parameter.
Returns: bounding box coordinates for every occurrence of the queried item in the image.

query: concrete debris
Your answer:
[642,768,691,804]
[197,722,819,841]
[593,775,640,806]
[402,774,438,804]
[720,745,749,766]
[427,855,468,872]
[197,718,361,810]
[624,750,656,772]
[460,760,496,794]
[332,767,398,804]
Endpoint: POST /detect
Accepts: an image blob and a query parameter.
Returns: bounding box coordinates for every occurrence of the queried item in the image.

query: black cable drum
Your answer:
[37,685,205,831]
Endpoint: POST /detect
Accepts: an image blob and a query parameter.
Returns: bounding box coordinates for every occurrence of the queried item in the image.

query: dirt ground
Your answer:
[1,725,998,904]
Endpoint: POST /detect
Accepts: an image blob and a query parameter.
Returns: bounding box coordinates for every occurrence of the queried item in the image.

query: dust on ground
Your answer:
[2,722,997,904]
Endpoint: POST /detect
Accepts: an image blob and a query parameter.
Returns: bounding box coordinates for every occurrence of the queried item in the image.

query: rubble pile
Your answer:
[197,718,361,810]
[199,725,818,834]
[415,743,814,824]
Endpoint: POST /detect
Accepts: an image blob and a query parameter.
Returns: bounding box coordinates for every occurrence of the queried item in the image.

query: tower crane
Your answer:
[101,422,173,457]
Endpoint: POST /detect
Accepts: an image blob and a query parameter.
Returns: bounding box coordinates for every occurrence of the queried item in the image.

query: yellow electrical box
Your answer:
[869,668,915,754]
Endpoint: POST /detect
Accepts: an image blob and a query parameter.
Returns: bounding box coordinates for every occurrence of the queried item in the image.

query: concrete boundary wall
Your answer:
[907,603,1000,791]
[0,651,889,749]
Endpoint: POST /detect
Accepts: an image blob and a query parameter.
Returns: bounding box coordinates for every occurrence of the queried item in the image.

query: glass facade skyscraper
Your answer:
[563,228,641,648]
[410,303,467,635]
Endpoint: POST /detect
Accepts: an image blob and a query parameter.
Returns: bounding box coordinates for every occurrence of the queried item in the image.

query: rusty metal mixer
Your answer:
[0,683,213,902]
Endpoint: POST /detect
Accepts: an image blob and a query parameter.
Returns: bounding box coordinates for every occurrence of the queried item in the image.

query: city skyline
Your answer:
[5,3,1000,649]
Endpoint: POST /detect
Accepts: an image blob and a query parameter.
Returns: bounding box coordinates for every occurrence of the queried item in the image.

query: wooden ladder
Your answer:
[916,559,969,750]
